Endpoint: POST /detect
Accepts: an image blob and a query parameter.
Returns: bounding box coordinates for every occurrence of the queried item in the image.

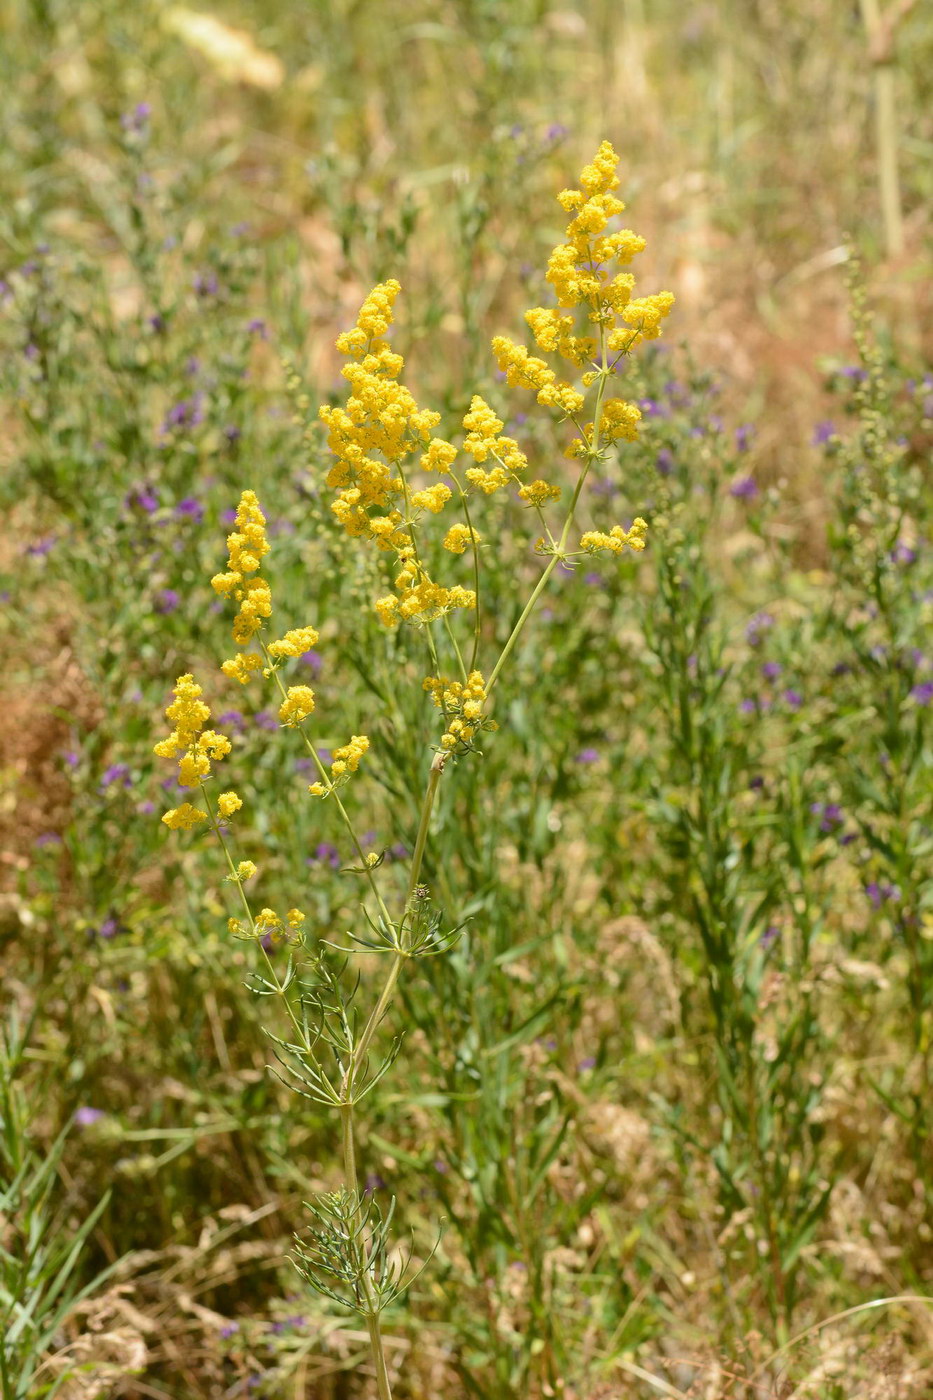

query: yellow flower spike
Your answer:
[235,860,257,881]
[221,652,264,685]
[217,791,243,818]
[279,686,316,727]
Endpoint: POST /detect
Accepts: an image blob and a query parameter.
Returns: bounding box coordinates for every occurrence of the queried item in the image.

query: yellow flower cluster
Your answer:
[493,140,673,469]
[308,734,370,797]
[154,674,237,829]
[248,906,307,945]
[211,491,272,647]
[442,522,482,555]
[278,685,316,727]
[580,517,648,556]
[268,625,319,659]
[374,550,475,630]
[490,337,584,416]
[461,395,525,495]
[566,397,643,459]
[423,671,494,753]
[321,282,478,628]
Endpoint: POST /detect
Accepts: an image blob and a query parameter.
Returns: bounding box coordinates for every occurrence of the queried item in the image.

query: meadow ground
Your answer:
[1,2,932,1397]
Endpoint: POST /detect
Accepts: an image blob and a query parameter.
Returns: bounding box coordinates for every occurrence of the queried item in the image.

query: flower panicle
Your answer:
[154,673,238,829]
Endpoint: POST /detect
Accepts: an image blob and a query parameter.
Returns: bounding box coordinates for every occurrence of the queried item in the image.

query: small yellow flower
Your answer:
[286,908,306,928]
[443,523,480,554]
[268,625,320,659]
[278,685,316,727]
[217,791,243,818]
[235,860,257,880]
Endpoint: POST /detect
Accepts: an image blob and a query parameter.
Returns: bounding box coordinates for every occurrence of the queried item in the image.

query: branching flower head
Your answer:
[154,673,234,827]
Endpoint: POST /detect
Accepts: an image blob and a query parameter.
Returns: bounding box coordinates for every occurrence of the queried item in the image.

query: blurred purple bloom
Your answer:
[63,750,80,768]
[316,747,332,766]
[867,881,901,908]
[546,123,569,141]
[194,270,219,297]
[588,477,617,497]
[300,649,322,673]
[891,541,916,565]
[577,1056,597,1072]
[387,842,409,861]
[247,318,267,338]
[655,447,675,476]
[639,398,668,419]
[161,394,204,434]
[584,572,604,587]
[34,832,62,848]
[782,689,803,709]
[254,710,278,730]
[309,842,341,869]
[26,536,56,557]
[760,926,780,950]
[220,1323,239,1340]
[218,709,245,732]
[739,698,758,714]
[730,475,759,499]
[911,681,933,706]
[155,588,180,614]
[98,916,121,939]
[224,425,242,444]
[121,102,151,132]
[746,611,774,646]
[364,1173,386,1195]
[221,507,238,525]
[74,1107,105,1126]
[175,496,204,523]
[761,661,782,680]
[735,423,755,452]
[812,420,835,445]
[185,356,201,377]
[148,313,166,333]
[137,799,156,815]
[839,365,867,381]
[811,802,843,834]
[100,763,131,790]
[575,747,600,764]
[749,775,765,790]
[126,484,159,513]
[294,757,314,774]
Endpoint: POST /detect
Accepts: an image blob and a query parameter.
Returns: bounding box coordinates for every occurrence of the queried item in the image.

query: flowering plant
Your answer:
[155,141,672,1394]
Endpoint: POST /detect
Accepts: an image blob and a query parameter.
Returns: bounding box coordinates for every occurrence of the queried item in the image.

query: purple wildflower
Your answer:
[584,572,604,587]
[98,916,121,939]
[126,484,159,513]
[34,832,62,848]
[175,496,204,523]
[218,709,246,732]
[735,423,755,453]
[148,313,166,333]
[655,447,675,476]
[730,475,759,500]
[247,318,267,338]
[577,1056,597,1072]
[546,123,569,141]
[155,589,180,614]
[839,365,867,382]
[749,775,765,790]
[100,763,131,790]
[224,425,242,444]
[294,757,314,774]
[739,698,758,714]
[746,612,774,647]
[220,1323,239,1340]
[26,536,56,557]
[137,800,156,815]
[220,508,238,525]
[575,747,600,764]
[811,802,843,834]
[308,842,341,869]
[812,421,835,445]
[120,102,151,132]
[254,710,278,731]
[760,926,780,950]
[761,661,782,681]
[74,1107,105,1126]
[300,649,322,673]
[364,1173,386,1195]
[891,541,916,565]
[782,688,803,709]
[194,270,219,297]
[911,681,933,706]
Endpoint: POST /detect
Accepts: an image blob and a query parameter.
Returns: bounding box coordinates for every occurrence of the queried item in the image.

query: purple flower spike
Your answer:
[100,763,132,790]
[655,447,675,476]
[220,1322,239,1340]
[254,710,279,731]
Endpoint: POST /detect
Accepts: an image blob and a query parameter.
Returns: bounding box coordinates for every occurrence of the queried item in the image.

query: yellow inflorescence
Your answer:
[308,734,370,796]
[278,685,316,728]
[211,490,272,648]
[320,283,480,629]
[580,517,648,556]
[155,673,234,828]
[423,671,495,754]
[268,625,320,659]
